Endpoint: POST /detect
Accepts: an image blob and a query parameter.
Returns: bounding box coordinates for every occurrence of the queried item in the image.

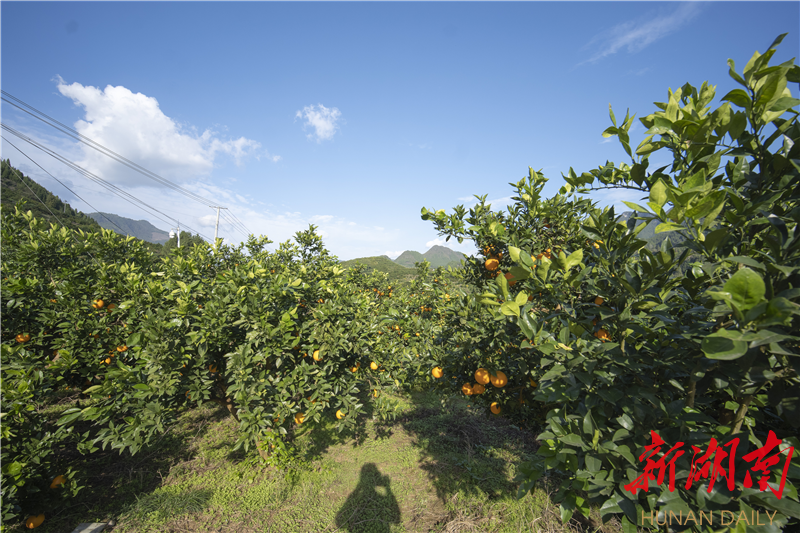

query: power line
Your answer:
[1,91,260,244]
[2,136,129,236]
[227,211,253,236]
[220,210,250,238]
[2,91,221,208]
[2,124,213,243]
[1,145,102,266]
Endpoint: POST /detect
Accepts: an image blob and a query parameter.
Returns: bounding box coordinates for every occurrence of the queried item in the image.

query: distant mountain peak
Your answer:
[393,245,465,269]
[87,212,170,244]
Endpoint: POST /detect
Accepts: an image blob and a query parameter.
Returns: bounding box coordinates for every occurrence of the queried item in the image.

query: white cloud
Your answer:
[579,3,702,65]
[54,78,269,187]
[295,103,342,142]
[384,250,404,259]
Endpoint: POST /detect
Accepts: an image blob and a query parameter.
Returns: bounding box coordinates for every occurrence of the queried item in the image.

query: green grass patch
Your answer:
[9,391,623,533]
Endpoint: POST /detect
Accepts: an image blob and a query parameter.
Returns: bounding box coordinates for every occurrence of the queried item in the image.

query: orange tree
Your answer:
[1,206,156,524]
[0,214,402,525]
[422,36,800,530]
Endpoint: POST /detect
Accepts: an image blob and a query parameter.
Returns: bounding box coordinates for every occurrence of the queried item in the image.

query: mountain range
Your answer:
[87,212,171,244]
[2,158,680,282]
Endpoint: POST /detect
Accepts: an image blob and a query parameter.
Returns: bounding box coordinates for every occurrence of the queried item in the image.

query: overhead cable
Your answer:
[2,124,212,243]
[2,135,129,236]
[2,91,222,208]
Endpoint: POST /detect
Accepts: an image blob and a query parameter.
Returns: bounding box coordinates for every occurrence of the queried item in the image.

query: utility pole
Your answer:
[210,206,228,251]
[169,221,181,248]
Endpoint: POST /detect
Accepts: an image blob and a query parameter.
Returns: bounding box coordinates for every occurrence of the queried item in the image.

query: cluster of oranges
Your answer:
[25,475,68,527]
[592,296,611,341]
[371,286,394,298]
[432,366,509,414]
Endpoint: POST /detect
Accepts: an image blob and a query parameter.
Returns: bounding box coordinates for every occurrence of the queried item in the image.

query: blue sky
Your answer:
[1,1,798,260]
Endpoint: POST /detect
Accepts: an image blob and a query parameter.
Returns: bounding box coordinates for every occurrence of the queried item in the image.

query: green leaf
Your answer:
[655,222,684,233]
[536,257,552,280]
[619,516,638,533]
[650,179,668,207]
[2,461,23,476]
[702,329,749,360]
[519,312,536,340]
[565,250,583,272]
[560,433,584,446]
[508,246,521,263]
[560,504,574,524]
[686,191,725,220]
[616,414,634,430]
[727,59,747,88]
[724,267,765,313]
[500,301,520,318]
[722,88,752,111]
[58,408,83,425]
[556,250,568,271]
[126,332,143,347]
[622,201,651,214]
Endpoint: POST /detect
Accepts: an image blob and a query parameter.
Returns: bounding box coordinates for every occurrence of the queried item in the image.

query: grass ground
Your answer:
[11,391,623,533]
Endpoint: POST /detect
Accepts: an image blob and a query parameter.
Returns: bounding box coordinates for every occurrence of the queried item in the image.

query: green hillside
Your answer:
[1,158,105,233]
[421,244,466,268]
[394,245,465,269]
[339,255,417,285]
[394,250,425,268]
[88,211,170,244]
[1,159,167,256]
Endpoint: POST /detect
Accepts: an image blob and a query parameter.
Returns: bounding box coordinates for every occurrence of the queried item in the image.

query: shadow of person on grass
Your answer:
[335,463,401,532]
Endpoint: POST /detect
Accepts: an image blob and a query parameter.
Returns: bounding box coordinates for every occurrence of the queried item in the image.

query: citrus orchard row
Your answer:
[3,38,800,531]
[421,38,800,529]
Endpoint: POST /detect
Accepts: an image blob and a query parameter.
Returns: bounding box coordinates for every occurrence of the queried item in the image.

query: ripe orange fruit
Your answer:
[595,296,604,306]
[490,402,501,415]
[104,358,112,364]
[485,258,499,271]
[116,345,127,352]
[15,333,31,343]
[336,410,345,420]
[313,350,321,361]
[432,367,444,378]
[472,383,486,395]
[209,365,218,373]
[107,303,116,310]
[490,371,508,388]
[529,378,537,388]
[50,475,66,488]
[50,299,57,303]
[25,514,45,528]
[461,383,473,395]
[370,361,378,370]
[294,412,305,425]
[92,299,105,309]
[474,368,490,385]
[373,390,379,398]
[504,272,516,286]
[594,329,611,342]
